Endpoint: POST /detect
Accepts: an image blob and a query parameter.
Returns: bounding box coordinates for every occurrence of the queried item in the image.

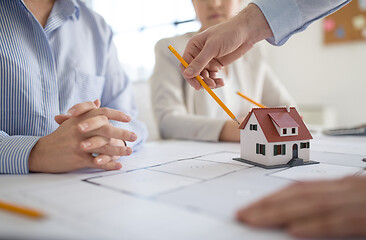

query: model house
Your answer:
[235,107,318,169]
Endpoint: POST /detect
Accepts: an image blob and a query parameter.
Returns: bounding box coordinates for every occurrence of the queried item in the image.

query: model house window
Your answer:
[256,143,265,155]
[273,144,286,156]
[250,124,257,131]
[275,126,298,137]
[300,142,310,149]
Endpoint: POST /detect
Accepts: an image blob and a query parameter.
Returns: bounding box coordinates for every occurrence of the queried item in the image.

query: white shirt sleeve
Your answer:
[251,0,351,45]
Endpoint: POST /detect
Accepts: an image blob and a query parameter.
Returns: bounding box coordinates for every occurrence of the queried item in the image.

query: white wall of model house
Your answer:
[240,114,310,166]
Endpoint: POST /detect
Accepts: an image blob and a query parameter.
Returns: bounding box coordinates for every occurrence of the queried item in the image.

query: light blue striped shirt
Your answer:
[0,0,147,174]
[251,0,351,45]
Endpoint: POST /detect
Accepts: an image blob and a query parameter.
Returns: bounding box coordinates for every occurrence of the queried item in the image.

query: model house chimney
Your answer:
[286,106,290,112]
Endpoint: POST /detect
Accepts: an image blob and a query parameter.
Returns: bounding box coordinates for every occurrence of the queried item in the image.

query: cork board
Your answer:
[323,0,366,44]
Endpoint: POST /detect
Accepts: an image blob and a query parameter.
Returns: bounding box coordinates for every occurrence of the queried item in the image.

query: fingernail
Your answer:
[67,108,75,115]
[249,212,267,224]
[289,226,306,237]
[240,210,256,220]
[78,122,88,131]
[185,67,193,76]
[124,115,131,121]
[96,157,104,164]
[130,133,137,141]
[114,162,122,170]
[236,211,244,221]
[126,147,132,155]
[82,141,91,149]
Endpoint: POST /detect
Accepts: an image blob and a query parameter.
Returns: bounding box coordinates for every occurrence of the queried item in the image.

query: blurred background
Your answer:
[86,0,366,132]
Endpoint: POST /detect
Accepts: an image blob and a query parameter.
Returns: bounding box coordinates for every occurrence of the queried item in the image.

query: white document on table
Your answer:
[195,151,250,166]
[311,134,366,155]
[269,163,364,181]
[89,169,200,198]
[151,159,248,180]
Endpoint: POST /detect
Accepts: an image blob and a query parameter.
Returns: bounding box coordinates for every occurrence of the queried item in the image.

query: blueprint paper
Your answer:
[269,163,363,181]
[158,167,291,219]
[88,169,200,197]
[195,151,250,166]
[311,150,366,167]
[151,159,247,180]
[311,134,366,155]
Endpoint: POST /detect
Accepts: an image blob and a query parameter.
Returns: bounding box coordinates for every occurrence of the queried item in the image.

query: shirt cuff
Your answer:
[251,0,302,46]
[0,135,41,174]
[111,118,148,151]
[195,118,227,142]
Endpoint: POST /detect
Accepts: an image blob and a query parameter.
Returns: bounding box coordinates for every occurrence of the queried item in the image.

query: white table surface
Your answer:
[0,134,365,240]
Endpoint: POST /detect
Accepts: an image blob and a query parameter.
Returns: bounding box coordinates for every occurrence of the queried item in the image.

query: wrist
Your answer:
[237,3,273,45]
[219,120,240,142]
[28,137,46,173]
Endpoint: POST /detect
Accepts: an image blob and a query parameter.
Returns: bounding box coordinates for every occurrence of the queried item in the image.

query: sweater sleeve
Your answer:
[150,38,226,142]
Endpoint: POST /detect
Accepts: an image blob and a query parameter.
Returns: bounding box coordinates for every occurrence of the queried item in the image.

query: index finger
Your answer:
[67,100,99,116]
[94,107,131,123]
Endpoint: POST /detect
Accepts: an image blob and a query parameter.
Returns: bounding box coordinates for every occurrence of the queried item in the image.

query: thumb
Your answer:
[94,99,101,108]
[183,46,214,79]
[54,114,71,125]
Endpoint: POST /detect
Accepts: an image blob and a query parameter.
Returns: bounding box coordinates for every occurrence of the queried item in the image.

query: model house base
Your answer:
[233,157,319,169]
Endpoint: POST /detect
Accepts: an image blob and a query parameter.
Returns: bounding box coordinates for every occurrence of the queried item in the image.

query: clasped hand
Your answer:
[28,100,136,173]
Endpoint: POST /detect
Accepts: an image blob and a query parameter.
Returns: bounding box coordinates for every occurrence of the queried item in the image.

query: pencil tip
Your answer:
[234,118,240,125]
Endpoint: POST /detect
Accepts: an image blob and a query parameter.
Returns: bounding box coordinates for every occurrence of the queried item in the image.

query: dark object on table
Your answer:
[323,124,366,136]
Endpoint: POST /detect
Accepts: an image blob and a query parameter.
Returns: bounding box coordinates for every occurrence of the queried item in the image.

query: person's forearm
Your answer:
[219,120,241,142]
[158,113,226,142]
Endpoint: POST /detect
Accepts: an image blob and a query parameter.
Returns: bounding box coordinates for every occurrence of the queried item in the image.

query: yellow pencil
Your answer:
[168,45,240,124]
[0,200,45,219]
[237,91,267,108]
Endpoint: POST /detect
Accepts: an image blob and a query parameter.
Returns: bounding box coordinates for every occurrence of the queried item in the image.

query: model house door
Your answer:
[292,144,298,158]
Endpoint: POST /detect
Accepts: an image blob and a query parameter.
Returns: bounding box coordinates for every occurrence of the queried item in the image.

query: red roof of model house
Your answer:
[239,107,312,143]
